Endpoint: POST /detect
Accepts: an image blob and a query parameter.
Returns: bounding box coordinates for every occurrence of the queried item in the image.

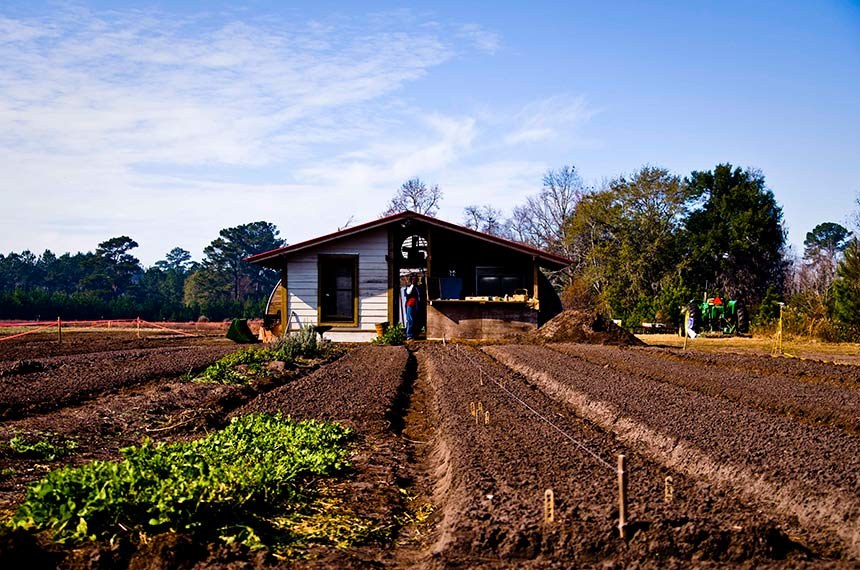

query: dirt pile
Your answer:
[531,309,644,346]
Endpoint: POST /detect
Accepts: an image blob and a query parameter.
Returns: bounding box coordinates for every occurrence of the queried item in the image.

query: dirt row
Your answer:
[644,346,860,388]
[1,343,418,569]
[548,343,860,434]
[0,345,234,420]
[234,345,419,568]
[0,351,342,519]
[0,330,229,361]
[486,344,860,561]
[419,344,822,568]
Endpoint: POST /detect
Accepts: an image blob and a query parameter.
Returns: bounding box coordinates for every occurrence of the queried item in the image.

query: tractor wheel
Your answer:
[736,303,749,334]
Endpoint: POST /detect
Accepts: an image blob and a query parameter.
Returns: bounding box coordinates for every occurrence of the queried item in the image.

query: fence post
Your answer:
[617,454,628,539]
[57,317,62,345]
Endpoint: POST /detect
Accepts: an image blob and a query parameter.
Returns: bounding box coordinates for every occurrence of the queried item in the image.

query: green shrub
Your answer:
[7,433,78,461]
[271,325,329,360]
[196,326,330,385]
[10,414,352,548]
[372,323,405,346]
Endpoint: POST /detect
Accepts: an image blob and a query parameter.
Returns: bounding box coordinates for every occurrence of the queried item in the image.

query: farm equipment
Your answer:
[681,295,748,336]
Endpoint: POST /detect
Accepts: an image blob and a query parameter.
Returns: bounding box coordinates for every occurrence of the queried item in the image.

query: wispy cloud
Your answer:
[504,95,597,145]
[0,7,593,264]
[458,23,502,54]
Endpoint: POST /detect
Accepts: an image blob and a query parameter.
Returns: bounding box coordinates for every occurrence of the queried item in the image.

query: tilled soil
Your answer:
[2,336,859,568]
[0,345,235,420]
[0,330,229,361]
[234,345,418,568]
[486,344,860,562]
[0,380,250,515]
[646,346,860,388]
[418,344,823,568]
[549,343,860,434]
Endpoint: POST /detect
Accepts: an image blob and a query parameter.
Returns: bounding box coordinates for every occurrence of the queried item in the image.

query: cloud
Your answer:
[458,23,502,54]
[503,95,597,145]
[0,7,594,265]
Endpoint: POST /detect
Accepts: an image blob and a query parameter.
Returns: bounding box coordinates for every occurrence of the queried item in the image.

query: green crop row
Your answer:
[7,432,79,461]
[196,325,331,384]
[9,413,353,551]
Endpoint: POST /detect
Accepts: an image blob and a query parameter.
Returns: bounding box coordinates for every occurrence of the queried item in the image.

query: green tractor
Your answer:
[681,295,749,336]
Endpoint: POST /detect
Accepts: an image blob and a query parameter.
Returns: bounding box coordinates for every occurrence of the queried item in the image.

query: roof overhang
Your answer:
[245,211,573,270]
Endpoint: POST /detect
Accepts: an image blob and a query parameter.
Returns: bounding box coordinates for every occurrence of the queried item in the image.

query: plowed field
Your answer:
[0,333,858,568]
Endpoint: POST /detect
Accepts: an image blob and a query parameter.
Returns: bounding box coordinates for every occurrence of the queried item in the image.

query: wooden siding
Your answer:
[285,227,389,334]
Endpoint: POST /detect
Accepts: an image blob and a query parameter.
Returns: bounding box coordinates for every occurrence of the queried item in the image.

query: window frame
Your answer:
[475,265,524,297]
[317,254,359,327]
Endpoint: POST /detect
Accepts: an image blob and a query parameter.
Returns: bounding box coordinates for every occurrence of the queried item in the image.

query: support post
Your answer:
[617,454,628,539]
[57,317,62,345]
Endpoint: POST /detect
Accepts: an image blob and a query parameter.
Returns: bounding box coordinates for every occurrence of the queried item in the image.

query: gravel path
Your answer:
[549,343,860,433]
[486,344,860,561]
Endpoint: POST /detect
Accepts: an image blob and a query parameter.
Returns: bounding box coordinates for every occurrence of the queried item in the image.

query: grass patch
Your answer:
[196,325,331,385]
[7,432,78,461]
[8,413,362,554]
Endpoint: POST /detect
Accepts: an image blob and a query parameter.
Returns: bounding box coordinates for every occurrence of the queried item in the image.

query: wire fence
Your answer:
[0,317,239,343]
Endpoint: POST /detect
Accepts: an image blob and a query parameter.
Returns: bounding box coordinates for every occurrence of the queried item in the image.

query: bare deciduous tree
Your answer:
[463,204,511,238]
[510,165,586,259]
[382,178,442,217]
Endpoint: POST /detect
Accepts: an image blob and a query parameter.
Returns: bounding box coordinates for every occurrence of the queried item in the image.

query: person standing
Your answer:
[404,274,421,340]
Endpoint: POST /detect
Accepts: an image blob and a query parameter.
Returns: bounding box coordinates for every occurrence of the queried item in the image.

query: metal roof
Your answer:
[244,210,573,269]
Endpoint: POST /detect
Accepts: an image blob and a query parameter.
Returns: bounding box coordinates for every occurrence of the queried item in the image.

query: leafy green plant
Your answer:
[372,323,406,346]
[195,347,279,384]
[7,433,78,461]
[271,325,329,360]
[10,414,353,549]
[195,326,330,385]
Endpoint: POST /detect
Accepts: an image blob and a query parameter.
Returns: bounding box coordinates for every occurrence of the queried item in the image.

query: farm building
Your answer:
[245,210,571,342]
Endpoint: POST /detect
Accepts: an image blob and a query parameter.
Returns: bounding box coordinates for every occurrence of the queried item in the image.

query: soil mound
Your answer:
[532,309,643,346]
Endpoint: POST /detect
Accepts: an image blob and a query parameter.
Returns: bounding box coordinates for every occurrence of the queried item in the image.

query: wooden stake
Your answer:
[470,401,476,416]
[544,489,554,524]
[484,410,490,425]
[57,317,62,345]
[137,316,141,338]
[617,454,628,539]
[664,475,673,503]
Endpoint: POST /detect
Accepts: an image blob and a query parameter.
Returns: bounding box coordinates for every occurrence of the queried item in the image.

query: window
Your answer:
[319,255,358,325]
[475,266,523,297]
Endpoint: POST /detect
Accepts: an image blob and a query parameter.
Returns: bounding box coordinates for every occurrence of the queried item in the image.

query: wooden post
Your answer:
[57,317,62,345]
[778,303,784,354]
[617,454,628,539]
[544,489,554,524]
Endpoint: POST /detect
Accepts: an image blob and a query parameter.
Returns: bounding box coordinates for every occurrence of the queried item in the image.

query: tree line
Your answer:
[0,222,283,322]
[389,165,859,340]
[4,166,858,340]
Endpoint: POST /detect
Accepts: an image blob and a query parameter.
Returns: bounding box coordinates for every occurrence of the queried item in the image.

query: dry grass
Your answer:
[639,333,860,365]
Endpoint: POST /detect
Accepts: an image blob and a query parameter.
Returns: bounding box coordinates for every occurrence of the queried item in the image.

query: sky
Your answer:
[1,1,858,266]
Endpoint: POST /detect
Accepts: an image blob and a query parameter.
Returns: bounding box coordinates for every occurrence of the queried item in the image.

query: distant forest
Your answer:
[3,162,859,341]
[0,222,283,322]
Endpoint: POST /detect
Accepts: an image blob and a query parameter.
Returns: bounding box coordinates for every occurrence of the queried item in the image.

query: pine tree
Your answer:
[832,239,860,325]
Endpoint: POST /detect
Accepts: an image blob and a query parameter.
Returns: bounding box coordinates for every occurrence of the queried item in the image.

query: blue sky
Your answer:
[1,1,858,265]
